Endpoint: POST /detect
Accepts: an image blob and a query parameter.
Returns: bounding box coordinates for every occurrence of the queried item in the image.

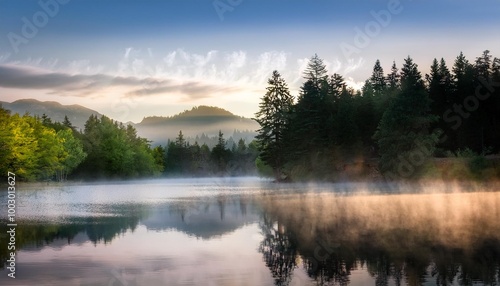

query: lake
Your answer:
[1,177,500,285]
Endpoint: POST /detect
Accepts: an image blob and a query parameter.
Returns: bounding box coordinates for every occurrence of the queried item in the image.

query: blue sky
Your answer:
[1,0,499,122]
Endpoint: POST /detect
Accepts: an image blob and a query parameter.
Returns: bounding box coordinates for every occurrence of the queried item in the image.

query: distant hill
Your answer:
[135,105,259,146]
[0,99,101,130]
[0,99,258,145]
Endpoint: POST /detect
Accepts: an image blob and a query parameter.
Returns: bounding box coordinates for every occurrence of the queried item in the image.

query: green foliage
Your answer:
[163,130,258,176]
[56,129,86,181]
[2,50,500,182]
[374,56,439,179]
[2,113,38,180]
[451,148,493,178]
[454,148,477,158]
[303,54,328,88]
[334,88,358,147]
[0,107,87,181]
[77,115,161,179]
[254,70,294,179]
[255,156,273,177]
[211,130,232,173]
[468,155,490,175]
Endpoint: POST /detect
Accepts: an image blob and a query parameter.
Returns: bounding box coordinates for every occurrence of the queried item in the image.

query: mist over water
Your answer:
[1,178,499,285]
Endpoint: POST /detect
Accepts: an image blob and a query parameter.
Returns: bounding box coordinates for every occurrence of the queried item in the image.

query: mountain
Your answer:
[0,99,258,145]
[135,105,259,146]
[0,98,101,130]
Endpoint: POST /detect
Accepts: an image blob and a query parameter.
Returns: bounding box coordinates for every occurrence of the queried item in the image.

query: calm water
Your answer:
[1,177,500,286]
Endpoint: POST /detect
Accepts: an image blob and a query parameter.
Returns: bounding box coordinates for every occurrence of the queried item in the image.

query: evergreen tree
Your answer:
[165,131,189,173]
[188,141,202,174]
[41,113,52,125]
[374,56,438,179]
[450,52,476,150]
[357,80,377,148]
[62,115,75,131]
[334,87,358,147]
[211,130,231,173]
[370,59,386,93]
[254,70,294,179]
[303,53,328,89]
[475,50,492,79]
[237,138,247,153]
[175,130,186,147]
[474,50,499,153]
[493,57,500,76]
[290,80,324,158]
[372,61,398,121]
[426,58,453,151]
[385,61,400,90]
[329,73,346,98]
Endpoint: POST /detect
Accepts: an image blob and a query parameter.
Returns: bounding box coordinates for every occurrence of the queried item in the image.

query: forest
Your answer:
[255,50,500,181]
[1,50,499,181]
[0,108,261,180]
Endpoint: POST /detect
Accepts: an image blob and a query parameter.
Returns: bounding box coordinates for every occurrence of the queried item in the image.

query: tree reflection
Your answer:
[0,204,146,268]
[256,191,500,285]
[259,213,298,286]
[303,254,353,285]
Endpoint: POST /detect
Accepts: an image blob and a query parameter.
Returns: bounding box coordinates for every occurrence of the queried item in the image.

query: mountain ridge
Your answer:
[134,105,258,145]
[0,98,102,130]
[1,99,258,145]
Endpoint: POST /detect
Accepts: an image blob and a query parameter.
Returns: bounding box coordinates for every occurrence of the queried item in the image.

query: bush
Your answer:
[255,156,273,178]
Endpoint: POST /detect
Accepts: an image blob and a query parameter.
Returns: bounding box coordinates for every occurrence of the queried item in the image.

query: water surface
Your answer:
[1,178,499,285]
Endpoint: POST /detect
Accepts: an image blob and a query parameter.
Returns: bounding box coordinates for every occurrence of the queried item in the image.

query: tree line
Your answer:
[0,109,86,181]
[2,50,498,181]
[0,107,261,180]
[162,130,260,176]
[255,50,500,181]
[0,109,166,181]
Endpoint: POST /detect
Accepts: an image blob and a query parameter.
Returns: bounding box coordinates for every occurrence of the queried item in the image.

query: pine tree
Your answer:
[474,50,498,154]
[175,130,186,147]
[288,80,322,158]
[303,54,328,89]
[493,57,500,76]
[211,130,230,173]
[475,50,492,79]
[426,58,453,151]
[334,87,358,147]
[385,61,400,90]
[374,60,399,120]
[254,70,294,180]
[357,80,377,148]
[62,115,75,130]
[370,59,386,93]
[451,52,476,150]
[374,56,438,179]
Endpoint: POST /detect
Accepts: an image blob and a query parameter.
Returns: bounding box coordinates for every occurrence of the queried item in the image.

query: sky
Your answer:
[0,0,499,123]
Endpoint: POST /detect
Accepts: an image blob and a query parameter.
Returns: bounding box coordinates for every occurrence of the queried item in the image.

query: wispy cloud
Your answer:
[0,48,371,107]
[0,64,245,100]
[344,57,365,75]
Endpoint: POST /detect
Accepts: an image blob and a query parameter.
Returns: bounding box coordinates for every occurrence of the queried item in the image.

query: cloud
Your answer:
[125,80,243,101]
[0,64,244,100]
[343,57,365,75]
[253,51,288,84]
[2,48,371,105]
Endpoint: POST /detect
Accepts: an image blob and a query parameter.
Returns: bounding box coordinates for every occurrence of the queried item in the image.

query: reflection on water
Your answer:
[0,178,499,285]
[258,191,500,285]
